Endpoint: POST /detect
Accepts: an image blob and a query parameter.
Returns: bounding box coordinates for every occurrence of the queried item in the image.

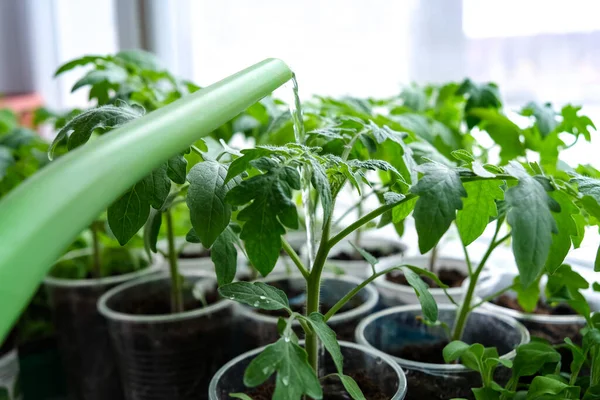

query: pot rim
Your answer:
[325,235,407,264]
[241,272,379,325]
[355,304,530,374]
[43,248,164,288]
[374,255,493,296]
[208,340,407,400]
[97,269,231,323]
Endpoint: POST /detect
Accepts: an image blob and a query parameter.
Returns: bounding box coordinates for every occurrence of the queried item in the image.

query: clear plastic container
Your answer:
[0,348,21,400]
[355,304,529,400]
[209,340,407,399]
[374,255,496,308]
[236,273,379,352]
[476,271,586,344]
[44,250,163,400]
[98,269,236,400]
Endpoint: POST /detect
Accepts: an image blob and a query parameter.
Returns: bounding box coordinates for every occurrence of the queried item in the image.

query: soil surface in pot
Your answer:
[386,267,466,288]
[179,248,210,259]
[493,294,582,345]
[243,371,389,400]
[331,244,405,261]
[254,280,366,341]
[116,283,219,315]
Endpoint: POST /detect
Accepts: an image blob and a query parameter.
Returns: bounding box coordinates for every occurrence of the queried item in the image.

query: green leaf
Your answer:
[526,375,579,399]
[572,213,586,249]
[451,149,475,163]
[186,228,200,243]
[0,146,15,180]
[144,164,171,209]
[218,282,291,312]
[456,180,504,246]
[400,84,427,112]
[521,102,558,139]
[229,393,253,400]
[559,104,596,141]
[457,80,502,129]
[411,162,467,253]
[336,374,366,400]
[571,175,600,221]
[187,161,237,248]
[224,146,292,183]
[468,109,525,164]
[244,338,322,400]
[349,242,379,267]
[54,55,109,76]
[443,340,471,363]
[511,341,560,380]
[166,153,188,184]
[514,276,540,313]
[226,163,300,276]
[308,158,333,221]
[143,208,162,254]
[306,313,343,373]
[505,162,557,287]
[546,191,579,273]
[49,104,144,158]
[115,49,162,71]
[108,181,150,245]
[211,227,238,286]
[401,266,438,322]
[472,387,501,400]
[71,67,127,93]
[392,196,417,223]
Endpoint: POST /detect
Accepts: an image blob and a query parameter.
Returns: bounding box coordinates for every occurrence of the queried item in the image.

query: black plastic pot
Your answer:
[356,305,529,400]
[237,273,379,352]
[209,341,407,399]
[98,270,237,400]
[44,250,162,400]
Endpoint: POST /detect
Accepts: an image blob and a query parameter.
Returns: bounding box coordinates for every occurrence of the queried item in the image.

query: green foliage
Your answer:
[411,162,467,253]
[457,79,502,129]
[218,282,291,312]
[456,180,504,246]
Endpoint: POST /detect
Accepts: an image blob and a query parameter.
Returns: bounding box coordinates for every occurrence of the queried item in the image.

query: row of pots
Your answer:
[3,236,591,400]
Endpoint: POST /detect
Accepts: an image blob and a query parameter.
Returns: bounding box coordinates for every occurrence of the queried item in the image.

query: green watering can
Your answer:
[0,59,293,343]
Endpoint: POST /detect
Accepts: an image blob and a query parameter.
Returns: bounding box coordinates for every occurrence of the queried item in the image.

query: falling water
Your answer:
[289,73,317,270]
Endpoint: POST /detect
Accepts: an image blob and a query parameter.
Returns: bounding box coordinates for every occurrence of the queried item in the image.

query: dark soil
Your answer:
[387,267,466,288]
[179,248,210,259]
[106,281,237,400]
[391,340,449,364]
[331,243,405,261]
[404,369,480,400]
[244,371,390,400]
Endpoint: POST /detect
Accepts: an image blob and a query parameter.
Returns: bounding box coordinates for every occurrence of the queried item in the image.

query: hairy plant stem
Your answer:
[281,238,309,279]
[166,209,184,313]
[429,244,438,272]
[451,220,511,341]
[90,222,102,279]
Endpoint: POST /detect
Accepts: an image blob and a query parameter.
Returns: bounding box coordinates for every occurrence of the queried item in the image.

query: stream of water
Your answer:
[289,74,317,270]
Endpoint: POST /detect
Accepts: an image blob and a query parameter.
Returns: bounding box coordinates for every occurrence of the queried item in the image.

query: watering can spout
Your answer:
[0,58,293,342]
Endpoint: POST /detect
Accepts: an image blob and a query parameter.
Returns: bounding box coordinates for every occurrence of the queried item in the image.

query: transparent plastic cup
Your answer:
[44,250,163,400]
[98,270,236,400]
[356,304,529,400]
[236,273,379,352]
[0,347,21,400]
[209,341,407,399]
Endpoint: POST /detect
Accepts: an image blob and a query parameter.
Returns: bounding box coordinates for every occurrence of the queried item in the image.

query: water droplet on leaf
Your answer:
[259,296,266,300]
[253,301,260,307]
[282,377,289,386]
[284,336,290,342]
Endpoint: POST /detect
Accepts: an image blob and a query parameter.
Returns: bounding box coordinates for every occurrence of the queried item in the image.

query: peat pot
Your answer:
[44,250,162,400]
[209,341,407,399]
[237,273,379,352]
[98,270,236,400]
[356,305,529,400]
[375,255,495,308]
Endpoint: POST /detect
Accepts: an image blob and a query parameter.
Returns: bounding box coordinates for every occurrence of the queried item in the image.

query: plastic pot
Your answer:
[356,305,529,400]
[324,236,406,278]
[0,335,21,400]
[44,250,163,400]
[477,271,588,345]
[98,269,236,400]
[375,255,495,308]
[209,340,407,399]
[237,273,379,352]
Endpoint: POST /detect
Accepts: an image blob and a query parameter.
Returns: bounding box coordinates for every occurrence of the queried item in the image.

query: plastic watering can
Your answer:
[0,59,293,343]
